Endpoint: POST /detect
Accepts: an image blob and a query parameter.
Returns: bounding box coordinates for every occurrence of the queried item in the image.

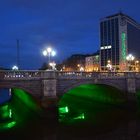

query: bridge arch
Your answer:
[0,81,41,98]
[0,84,34,96]
[58,80,126,125]
[62,80,124,95]
[0,84,43,110]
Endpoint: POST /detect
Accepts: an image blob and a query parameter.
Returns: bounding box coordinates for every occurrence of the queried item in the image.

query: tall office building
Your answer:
[100,12,140,71]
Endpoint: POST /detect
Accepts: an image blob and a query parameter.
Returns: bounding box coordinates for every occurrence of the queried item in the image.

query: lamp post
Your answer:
[12,65,19,70]
[126,54,135,71]
[42,47,56,70]
[80,66,84,72]
[106,60,112,72]
[49,61,56,70]
[135,60,139,72]
[77,64,80,71]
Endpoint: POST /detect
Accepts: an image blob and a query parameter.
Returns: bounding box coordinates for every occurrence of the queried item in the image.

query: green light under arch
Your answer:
[58,84,126,125]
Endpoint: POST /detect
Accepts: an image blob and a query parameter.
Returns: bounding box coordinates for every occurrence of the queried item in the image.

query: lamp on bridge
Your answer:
[106,60,112,72]
[12,65,19,70]
[135,60,139,72]
[77,64,84,72]
[126,54,135,71]
[42,47,56,70]
[49,61,56,70]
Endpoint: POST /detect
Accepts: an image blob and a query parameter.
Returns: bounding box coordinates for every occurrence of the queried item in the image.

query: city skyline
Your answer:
[0,0,139,69]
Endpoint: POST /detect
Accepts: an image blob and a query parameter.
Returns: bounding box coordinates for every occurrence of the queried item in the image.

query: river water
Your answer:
[0,84,139,140]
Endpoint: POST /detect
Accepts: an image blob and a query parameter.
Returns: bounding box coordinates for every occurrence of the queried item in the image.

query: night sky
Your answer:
[0,0,139,69]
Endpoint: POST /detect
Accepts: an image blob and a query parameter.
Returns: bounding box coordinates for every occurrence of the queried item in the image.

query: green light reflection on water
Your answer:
[0,121,16,130]
[11,88,41,113]
[0,103,16,130]
[0,88,42,131]
[59,106,69,114]
[9,109,12,118]
[0,104,10,119]
[58,84,126,125]
[73,113,85,120]
[4,121,16,129]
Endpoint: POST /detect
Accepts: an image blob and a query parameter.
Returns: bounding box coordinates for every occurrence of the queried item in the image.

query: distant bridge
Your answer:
[0,70,140,106]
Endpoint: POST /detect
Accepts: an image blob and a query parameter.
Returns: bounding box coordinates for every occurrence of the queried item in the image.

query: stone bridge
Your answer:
[0,70,140,106]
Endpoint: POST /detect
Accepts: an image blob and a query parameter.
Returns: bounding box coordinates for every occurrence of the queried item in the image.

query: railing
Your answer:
[0,70,43,80]
[57,71,140,79]
[0,70,140,80]
[0,70,57,80]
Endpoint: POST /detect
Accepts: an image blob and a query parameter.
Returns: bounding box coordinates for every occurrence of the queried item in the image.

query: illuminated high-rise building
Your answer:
[100,12,140,71]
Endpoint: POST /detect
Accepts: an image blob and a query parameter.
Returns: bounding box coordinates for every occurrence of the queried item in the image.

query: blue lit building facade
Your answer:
[100,12,140,71]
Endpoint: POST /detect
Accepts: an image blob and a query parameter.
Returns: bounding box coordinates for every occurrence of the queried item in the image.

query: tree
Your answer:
[39,62,49,70]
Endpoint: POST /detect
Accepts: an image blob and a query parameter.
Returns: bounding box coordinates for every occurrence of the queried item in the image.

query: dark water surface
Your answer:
[0,84,139,140]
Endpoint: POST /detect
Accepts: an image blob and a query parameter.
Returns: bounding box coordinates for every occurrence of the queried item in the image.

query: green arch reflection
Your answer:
[0,88,42,131]
[0,103,16,130]
[58,84,126,126]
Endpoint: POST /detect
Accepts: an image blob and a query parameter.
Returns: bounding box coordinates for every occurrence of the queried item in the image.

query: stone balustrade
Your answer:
[0,70,140,80]
[57,71,140,79]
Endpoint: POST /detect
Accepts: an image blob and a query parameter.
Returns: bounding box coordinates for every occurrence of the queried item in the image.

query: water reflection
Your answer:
[0,85,138,139]
[0,88,43,131]
[58,84,127,126]
[0,89,11,104]
[0,104,16,130]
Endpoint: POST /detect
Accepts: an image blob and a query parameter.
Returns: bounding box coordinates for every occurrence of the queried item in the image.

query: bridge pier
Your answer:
[126,73,136,101]
[41,71,57,108]
[41,80,57,108]
[41,76,58,119]
[42,79,57,97]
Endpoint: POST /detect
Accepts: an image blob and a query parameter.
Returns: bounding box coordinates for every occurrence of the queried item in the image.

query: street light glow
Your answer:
[49,61,56,70]
[42,47,56,57]
[42,50,47,56]
[51,50,56,56]
[42,46,56,70]
[47,47,52,53]
[126,54,135,71]
[80,66,84,71]
[12,65,18,70]
[126,54,135,61]
[107,60,111,63]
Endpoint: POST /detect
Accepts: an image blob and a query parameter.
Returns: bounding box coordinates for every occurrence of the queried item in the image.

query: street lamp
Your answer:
[12,65,19,70]
[80,66,84,72]
[106,60,112,72]
[49,61,56,70]
[135,60,139,72]
[42,47,56,69]
[126,54,135,71]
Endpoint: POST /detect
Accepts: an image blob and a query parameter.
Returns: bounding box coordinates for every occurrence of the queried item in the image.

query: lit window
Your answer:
[107,46,112,49]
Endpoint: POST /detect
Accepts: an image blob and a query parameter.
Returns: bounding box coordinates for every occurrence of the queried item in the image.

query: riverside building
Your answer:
[100,12,140,71]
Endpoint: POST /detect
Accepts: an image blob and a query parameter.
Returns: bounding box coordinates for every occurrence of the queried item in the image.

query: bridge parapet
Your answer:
[1,71,140,80]
[57,72,131,79]
[0,70,57,80]
[0,70,42,80]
